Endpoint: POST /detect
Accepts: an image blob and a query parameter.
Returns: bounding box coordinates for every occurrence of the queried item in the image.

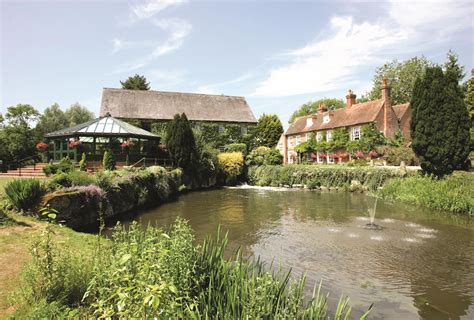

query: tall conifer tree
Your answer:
[165,113,198,173]
[410,66,470,176]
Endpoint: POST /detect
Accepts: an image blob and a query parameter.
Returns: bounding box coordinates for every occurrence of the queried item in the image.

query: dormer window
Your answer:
[306,118,313,127]
[323,115,330,124]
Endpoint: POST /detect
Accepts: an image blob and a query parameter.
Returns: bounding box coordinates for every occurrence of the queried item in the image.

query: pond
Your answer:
[115,187,474,319]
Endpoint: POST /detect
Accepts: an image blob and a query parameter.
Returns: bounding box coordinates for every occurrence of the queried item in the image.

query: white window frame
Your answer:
[326,130,332,142]
[327,153,334,164]
[316,132,322,142]
[306,118,313,127]
[287,151,293,164]
[323,115,330,124]
[351,126,361,140]
[296,135,301,145]
[317,151,324,164]
[305,133,310,141]
[289,136,294,146]
[218,124,225,134]
[241,125,247,135]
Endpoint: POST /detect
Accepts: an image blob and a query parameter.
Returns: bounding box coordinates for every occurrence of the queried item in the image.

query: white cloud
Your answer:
[130,0,188,21]
[253,17,406,97]
[113,18,191,73]
[253,0,473,97]
[196,72,254,94]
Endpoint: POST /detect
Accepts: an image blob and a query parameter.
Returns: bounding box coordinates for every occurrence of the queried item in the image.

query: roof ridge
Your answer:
[102,87,245,99]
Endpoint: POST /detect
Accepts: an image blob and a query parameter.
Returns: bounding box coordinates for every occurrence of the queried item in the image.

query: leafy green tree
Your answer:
[255,114,283,148]
[65,103,94,126]
[102,150,116,170]
[359,123,386,152]
[165,113,199,174]
[289,98,345,124]
[444,50,465,83]
[3,104,40,162]
[368,56,433,105]
[328,128,349,151]
[36,103,69,136]
[464,69,474,152]
[411,66,470,176]
[120,74,151,90]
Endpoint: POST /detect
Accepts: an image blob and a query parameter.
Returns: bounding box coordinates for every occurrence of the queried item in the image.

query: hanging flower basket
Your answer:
[310,152,317,160]
[369,150,379,159]
[36,141,49,151]
[121,140,135,150]
[68,140,82,149]
[356,151,365,159]
[159,143,167,152]
[339,152,349,159]
[320,153,327,159]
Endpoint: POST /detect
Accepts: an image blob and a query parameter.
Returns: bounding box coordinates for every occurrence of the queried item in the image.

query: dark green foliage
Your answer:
[410,66,470,176]
[289,98,345,124]
[35,103,69,137]
[256,114,284,148]
[378,171,473,215]
[43,157,75,176]
[376,145,418,166]
[443,50,465,83]
[224,143,247,156]
[165,113,199,175]
[5,178,45,211]
[368,56,433,104]
[120,74,151,90]
[328,128,349,151]
[249,165,402,191]
[102,151,116,171]
[463,69,474,154]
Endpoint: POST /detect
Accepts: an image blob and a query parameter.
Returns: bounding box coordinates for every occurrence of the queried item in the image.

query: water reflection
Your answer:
[116,188,474,320]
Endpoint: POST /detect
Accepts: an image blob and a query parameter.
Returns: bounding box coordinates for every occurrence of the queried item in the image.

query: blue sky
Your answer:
[1,0,473,126]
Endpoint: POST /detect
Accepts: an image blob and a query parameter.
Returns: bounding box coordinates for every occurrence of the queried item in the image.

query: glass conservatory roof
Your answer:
[45,113,159,139]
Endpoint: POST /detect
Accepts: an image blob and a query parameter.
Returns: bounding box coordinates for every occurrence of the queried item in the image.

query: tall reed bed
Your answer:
[248,165,403,191]
[377,171,473,215]
[13,218,370,319]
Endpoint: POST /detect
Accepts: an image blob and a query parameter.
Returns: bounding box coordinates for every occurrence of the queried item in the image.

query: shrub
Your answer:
[5,178,45,211]
[224,143,248,156]
[246,146,283,166]
[376,145,418,166]
[217,152,244,180]
[48,171,96,191]
[43,157,75,176]
[378,171,473,215]
[79,153,87,171]
[102,151,116,171]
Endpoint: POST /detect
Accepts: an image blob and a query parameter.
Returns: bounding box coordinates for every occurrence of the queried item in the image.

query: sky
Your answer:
[1,0,473,126]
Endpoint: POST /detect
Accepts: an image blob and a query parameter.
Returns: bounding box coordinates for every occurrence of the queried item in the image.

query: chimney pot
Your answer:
[346,89,357,107]
[317,103,328,114]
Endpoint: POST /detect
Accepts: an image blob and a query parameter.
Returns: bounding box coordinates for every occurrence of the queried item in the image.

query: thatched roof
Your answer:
[100,88,257,123]
[286,100,385,135]
[45,113,159,139]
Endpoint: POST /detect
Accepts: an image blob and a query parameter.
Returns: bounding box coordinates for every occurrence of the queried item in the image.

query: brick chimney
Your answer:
[317,103,328,114]
[346,89,356,107]
[380,78,397,138]
[381,78,391,108]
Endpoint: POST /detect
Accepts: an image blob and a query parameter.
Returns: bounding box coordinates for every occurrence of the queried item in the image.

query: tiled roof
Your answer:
[285,100,384,135]
[392,103,410,120]
[100,88,257,123]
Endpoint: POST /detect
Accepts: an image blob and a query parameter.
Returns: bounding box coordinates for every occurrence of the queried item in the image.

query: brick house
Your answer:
[280,80,411,164]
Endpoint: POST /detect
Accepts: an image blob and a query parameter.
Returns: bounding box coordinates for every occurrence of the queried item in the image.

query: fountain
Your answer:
[364,197,383,230]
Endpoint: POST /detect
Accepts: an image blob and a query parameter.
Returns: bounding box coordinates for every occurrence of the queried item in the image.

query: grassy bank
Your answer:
[7,218,367,319]
[377,171,474,215]
[248,165,405,191]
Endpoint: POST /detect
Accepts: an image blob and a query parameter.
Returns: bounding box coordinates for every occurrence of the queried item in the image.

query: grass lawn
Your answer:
[0,214,99,318]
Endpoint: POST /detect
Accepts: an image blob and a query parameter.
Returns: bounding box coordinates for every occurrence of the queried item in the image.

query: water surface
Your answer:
[116,188,474,319]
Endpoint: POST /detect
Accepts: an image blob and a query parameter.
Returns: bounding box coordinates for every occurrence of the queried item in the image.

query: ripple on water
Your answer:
[328,228,341,233]
[403,237,420,243]
[382,218,395,223]
[348,233,359,238]
[370,236,383,241]
[418,227,437,233]
[415,233,436,239]
[405,223,421,228]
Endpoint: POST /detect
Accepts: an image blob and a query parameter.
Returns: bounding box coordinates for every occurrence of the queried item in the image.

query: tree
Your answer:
[3,104,40,162]
[102,151,116,170]
[255,114,283,148]
[410,66,470,176]
[65,103,94,126]
[368,56,433,105]
[444,50,465,83]
[289,98,345,124]
[358,123,386,152]
[36,103,69,136]
[120,74,151,90]
[464,69,474,152]
[165,113,199,174]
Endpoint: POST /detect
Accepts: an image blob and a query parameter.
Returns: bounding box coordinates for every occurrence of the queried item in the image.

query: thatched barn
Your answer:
[99,88,257,134]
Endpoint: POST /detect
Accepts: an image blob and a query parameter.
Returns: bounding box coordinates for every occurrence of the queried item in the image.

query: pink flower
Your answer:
[356,151,365,159]
[68,140,82,149]
[369,150,379,159]
[121,140,135,150]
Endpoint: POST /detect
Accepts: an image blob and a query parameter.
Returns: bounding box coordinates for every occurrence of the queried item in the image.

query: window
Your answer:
[296,135,301,145]
[241,125,247,135]
[326,130,332,142]
[277,143,283,151]
[306,118,313,127]
[287,151,293,164]
[289,137,294,146]
[317,151,323,164]
[218,125,225,134]
[351,126,361,140]
[327,153,334,164]
[305,133,310,141]
[316,132,322,141]
[323,115,330,124]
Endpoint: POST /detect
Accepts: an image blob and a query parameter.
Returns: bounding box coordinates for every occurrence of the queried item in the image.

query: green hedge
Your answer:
[5,178,46,211]
[377,172,473,215]
[248,165,404,191]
